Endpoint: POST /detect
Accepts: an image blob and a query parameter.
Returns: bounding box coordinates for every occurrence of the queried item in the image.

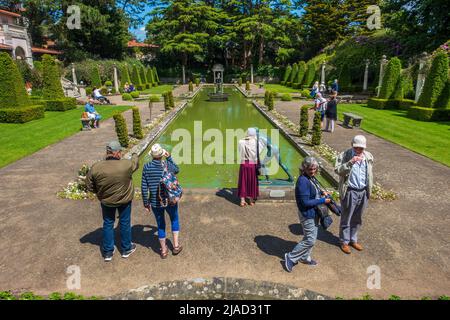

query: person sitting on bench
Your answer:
[93,87,111,104]
[85,99,102,128]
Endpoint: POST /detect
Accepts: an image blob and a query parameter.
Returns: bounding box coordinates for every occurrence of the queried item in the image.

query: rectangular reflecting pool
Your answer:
[134,87,332,188]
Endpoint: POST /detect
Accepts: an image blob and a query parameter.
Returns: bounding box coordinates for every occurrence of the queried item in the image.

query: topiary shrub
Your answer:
[132,107,143,139]
[281,93,292,101]
[130,91,140,99]
[195,78,200,87]
[288,63,298,87]
[379,57,402,99]
[85,87,93,96]
[104,81,113,87]
[189,81,193,92]
[130,65,143,88]
[367,98,388,109]
[113,112,129,147]
[399,99,416,110]
[245,81,250,91]
[418,50,449,108]
[91,67,102,88]
[238,78,243,87]
[282,65,292,85]
[407,106,435,121]
[267,91,275,111]
[122,93,132,101]
[303,62,316,87]
[296,61,307,86]
[168,90,175,108]
[42,54,64,100]
[0,52,30,109]
[140,66,148,84]
[45,98,76,111]
[311,111,322,145]
[264,90,270,106]
[146,68,154,86]
[435,78,450,109]
[299,105,309,137]
[150,95,160,102]
[301,89,311,98]
[0,104,45,123]
[163,92,170,110]
[120,65,131,85]
[152,66,160,84]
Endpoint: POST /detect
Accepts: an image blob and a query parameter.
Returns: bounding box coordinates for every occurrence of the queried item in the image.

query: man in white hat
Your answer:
[335,135,374,254]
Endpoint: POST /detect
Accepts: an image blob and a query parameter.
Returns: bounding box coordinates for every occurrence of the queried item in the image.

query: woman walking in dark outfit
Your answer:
[325,91,338,132]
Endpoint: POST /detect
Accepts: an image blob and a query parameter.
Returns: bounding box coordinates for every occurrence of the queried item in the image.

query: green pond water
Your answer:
[134,87,331,188]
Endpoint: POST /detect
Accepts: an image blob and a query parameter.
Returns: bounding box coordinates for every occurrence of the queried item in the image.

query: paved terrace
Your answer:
[0,85,448,299]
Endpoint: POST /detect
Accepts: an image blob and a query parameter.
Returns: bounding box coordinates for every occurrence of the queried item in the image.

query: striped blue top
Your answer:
[141,156,179,208]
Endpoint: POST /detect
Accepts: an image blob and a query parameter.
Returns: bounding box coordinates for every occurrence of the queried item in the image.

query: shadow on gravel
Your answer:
[254,235,297,259]
[289,223,340,247]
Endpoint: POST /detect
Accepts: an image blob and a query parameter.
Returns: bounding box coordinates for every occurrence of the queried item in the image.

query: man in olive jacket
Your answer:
[86,141,139,261]
[335,135,373,255]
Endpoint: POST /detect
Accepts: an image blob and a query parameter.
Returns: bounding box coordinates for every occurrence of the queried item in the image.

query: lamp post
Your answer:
[415,52,428,103]
[71,63,77,85]
[363,59,370,92]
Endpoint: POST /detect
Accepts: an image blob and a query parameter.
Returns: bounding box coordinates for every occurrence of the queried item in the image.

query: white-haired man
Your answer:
[335,135,374,254]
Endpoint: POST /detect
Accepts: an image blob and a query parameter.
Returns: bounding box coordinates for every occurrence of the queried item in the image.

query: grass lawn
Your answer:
[140,85,176,95]
[0,105,131,169]
[338,104,450,167]
[263,84,301,94]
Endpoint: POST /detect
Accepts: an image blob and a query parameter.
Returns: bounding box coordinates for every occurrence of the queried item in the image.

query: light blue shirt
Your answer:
[348,150,367,189]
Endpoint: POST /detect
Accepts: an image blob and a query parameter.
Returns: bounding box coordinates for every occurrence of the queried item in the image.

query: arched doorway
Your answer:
[14,46,26,60]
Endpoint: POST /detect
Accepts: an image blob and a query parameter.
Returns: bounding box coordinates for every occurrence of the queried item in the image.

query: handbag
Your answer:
[311,177,342,217]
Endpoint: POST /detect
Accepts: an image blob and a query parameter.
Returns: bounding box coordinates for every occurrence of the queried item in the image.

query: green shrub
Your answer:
[136,85,144,91]
[113,112,129,147]
[338,64,352,90]
[267,91,275,111]
[0,52,31,108]
[163,92,170,110]
[438,295,449,300]
[289,63,298,86]
[388,295,401,300]
[130,65,143,87]
[245,81,250,91]
[435,78,450,109]
[432,108,450,121]
[238,77,243,86]
[86,87,93,96]
[418,50,449,108]
[287,82,292,87]
[399,99,415,110]
[152,66,160,84]
[168,90,175,108]
[91,66,102,87]
[130,91,140,99]
[379,57,402,99]
[195,78,200,86]
[120,65,131,85]
[150,95,160,102]
[122,93,132,101]
[189,81,193,92]
[299,105,309,137]
[282,65,292,84]
[140,66,148,84]
[391,74,404,100]
[303,62,316,87]
[19,292,44,300]
[147,68,155,85]
[49,292,63,300]
[407,106,435,121]
[44,98,76,111]
[264,90,270,106]
[311,111,322,145]
[301,89,311,98]
[296,61,307,86]
[132,107,143,139]
[384,99,402,109]
[0,291,16,300]
[280,81,286,85]
[281,93,292,101]
[42,54,65,100]
[0,105,45,123]
[104,80,113,87]
[367,98,388,109]
[100,87,108,95]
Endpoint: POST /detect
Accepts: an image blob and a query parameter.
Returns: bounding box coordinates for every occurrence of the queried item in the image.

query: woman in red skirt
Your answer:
[237,128,260,207]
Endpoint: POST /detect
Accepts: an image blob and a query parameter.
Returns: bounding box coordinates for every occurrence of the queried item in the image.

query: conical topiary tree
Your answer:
[418,50,449,108]
[132,107,143,139]
[91,66,102,88]
[296,61,307,88]
[140,66,148,85]
[264,90,270,106]
[146,68,155,86]
[42,54,64,99]
[245,81,250,91]
[152,66,159,85]
[435,78,450,109]
[391,74,404,100]
[168,90,175,108]
[289,63,298,86]
[268,91,275,111]
[163,92,170,110]
[379,57,402,99]
[189,81,193,92]
[120,65,131,85]
[282,64,292,85]
[304,62,316,87]
[0,52,30,108]
[299,105,309,137]
[311,111,322,145]
[113,112,129,147]
[238,77,242,86]
[130,65,143,87]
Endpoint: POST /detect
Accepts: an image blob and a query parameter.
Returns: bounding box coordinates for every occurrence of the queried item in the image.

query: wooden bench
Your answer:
[342,112,363,128]
[81,112,95,130]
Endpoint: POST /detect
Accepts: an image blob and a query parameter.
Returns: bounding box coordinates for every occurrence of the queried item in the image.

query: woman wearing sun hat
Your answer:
[141,143,182,259]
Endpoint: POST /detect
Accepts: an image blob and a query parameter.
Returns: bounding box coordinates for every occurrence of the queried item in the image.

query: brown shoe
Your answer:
[160,248,169,259]
[340,244,351,254]
[173,245,183,255]
[350,242,363,251]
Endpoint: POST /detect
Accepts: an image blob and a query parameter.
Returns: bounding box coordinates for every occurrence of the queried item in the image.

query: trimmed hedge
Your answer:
[44,98,76,111]
[301,89,310,98]
[245,81,250,91]
[303,62,316,87]
[399,99,415,110]
[195,78,200,86]
[282,65,292,84]
[418,50,449,109]
[163,92,170,110]
[407,106,435,121]
[0,105,45,123]
[140,67,148,84]
[0,52,30,109]
[267,91,274,111]
[311,111,322,145]
[150,95,160,102]
[379,57,402,99]
[435,78,450,109]
[42,54,65,100]
[367,98,388,109]
[288,63,298,86]
[296,61,306,86]
[281,93,292,101]
[238,78,242,86]
[132,107,143,139]
[113,112,129,147]
[189,81,193,92]
[130,91,140,99]
[152,67,160,84]
[122,93,132,101]
[299,105,309,137]
[130,65,143,87]
[168,91,175,108]
[120,66,131,85]
[91,67,102,88]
